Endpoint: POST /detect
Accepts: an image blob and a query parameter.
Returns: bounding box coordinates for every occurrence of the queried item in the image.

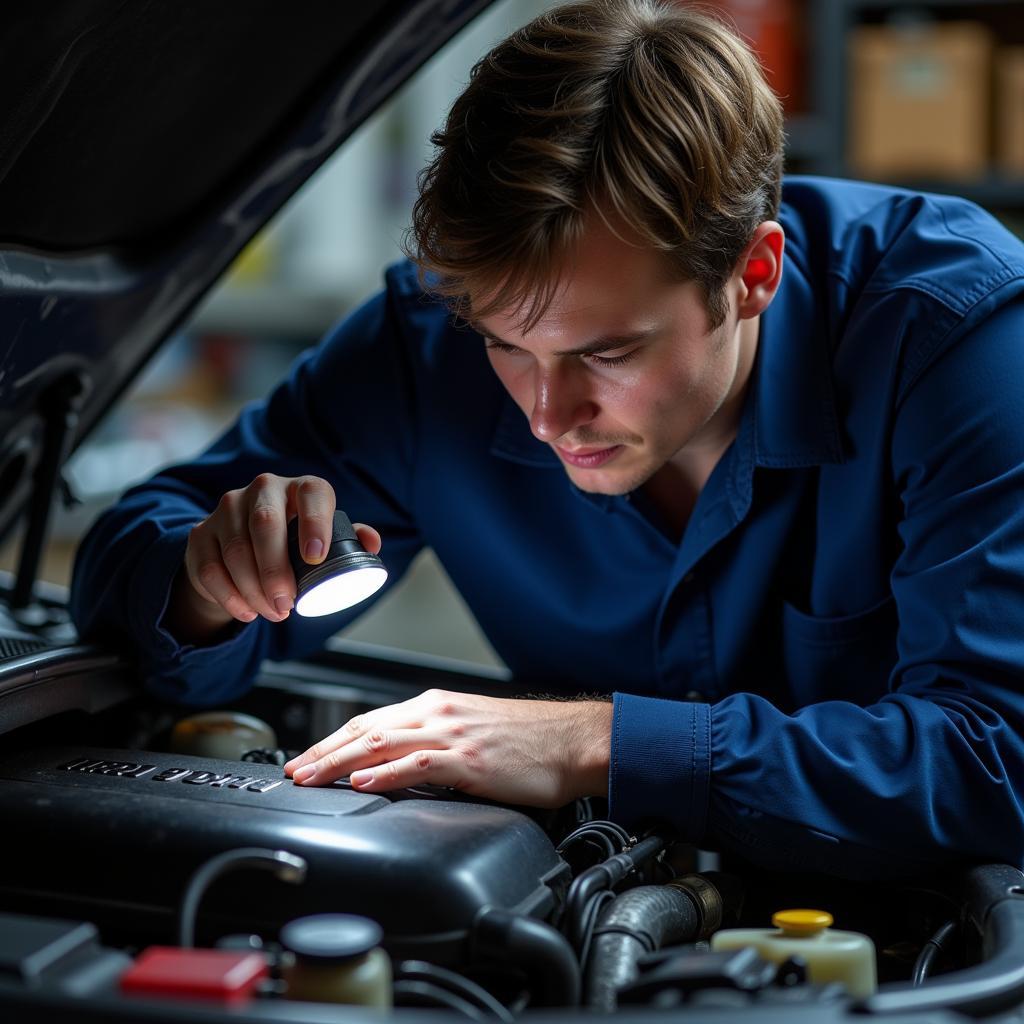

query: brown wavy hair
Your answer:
[407,0,784,330]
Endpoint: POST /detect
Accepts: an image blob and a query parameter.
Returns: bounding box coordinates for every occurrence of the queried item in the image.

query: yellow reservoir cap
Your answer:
[772,909,834,935]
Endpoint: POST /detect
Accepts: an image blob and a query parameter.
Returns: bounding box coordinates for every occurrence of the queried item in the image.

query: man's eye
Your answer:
[485,341,639,367]
[485,341,521,356]
[589,349,638,367]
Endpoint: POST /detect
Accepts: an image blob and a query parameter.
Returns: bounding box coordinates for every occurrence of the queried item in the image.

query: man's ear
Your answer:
[736,221,784,319]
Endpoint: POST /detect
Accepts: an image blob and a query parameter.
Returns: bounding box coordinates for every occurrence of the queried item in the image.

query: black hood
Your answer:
[0,0,493,544]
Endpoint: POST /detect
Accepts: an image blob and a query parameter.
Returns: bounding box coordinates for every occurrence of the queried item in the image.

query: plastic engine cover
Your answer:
[0,746,569,961]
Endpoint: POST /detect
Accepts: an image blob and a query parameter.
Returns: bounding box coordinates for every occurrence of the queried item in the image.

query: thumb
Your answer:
[353,523,382,555]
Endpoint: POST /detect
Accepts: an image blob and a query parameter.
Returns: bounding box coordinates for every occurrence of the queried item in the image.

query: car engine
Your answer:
[0,635,1022,1024]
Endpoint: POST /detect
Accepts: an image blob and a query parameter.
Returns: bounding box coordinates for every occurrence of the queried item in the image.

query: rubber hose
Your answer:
[564,835,666,953]
[473,907,581,1007]
[584,883,704,1011]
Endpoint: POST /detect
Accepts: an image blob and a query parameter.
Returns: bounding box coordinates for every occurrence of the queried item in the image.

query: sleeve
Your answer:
[69,281,425,706]
[610,295,1024,879]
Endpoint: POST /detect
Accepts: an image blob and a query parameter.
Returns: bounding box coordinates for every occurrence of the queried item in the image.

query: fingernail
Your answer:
[350,770,374,787]
[240,611,257,623]
[293,765,316,784]
[304,539,324,562]
[274,595,293,614]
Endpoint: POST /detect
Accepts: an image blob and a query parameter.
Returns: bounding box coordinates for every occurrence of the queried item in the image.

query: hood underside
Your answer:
[0,0,493,544]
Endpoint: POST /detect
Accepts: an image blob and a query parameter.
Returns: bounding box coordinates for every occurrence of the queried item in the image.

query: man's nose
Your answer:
[528,364,597,442]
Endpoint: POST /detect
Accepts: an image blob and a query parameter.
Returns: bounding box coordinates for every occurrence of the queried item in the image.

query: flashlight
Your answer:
[287,510,387,617]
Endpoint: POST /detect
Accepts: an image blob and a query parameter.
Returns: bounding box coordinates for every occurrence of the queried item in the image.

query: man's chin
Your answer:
[562,459,658,497]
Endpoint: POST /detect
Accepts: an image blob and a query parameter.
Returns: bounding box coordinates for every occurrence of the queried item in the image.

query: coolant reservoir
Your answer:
[170,711,277,760]
[280,914,391,1008]
[710,909,877,997]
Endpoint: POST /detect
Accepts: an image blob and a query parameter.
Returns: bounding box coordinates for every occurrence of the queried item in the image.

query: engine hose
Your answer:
[473,906,581,1007]
[584,875,724,1011]
[565,834,666,953]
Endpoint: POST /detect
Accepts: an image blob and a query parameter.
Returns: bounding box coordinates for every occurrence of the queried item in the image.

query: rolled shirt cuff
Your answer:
[607,691,711,841]
[131,524,261,704]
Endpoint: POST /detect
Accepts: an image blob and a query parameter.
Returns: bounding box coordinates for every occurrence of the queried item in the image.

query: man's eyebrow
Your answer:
[471,323,656,356]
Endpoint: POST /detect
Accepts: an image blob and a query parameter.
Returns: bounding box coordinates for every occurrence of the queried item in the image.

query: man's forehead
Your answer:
[464,210,685,328]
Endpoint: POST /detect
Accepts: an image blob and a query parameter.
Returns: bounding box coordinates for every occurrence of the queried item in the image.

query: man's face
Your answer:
[474,215,761,496]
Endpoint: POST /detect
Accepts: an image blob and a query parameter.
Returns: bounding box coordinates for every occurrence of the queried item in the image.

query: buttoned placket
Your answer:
[653,398,757,701]
[595,398,759,702]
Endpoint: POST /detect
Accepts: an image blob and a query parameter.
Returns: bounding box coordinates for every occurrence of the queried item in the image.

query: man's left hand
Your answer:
[283,690,613,808]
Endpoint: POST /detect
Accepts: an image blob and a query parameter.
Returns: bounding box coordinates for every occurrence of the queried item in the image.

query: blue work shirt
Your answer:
[71,177,1024,879]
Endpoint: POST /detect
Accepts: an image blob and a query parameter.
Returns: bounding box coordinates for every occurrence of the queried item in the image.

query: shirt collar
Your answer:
[488,253,846,470]
[752,250,846,468]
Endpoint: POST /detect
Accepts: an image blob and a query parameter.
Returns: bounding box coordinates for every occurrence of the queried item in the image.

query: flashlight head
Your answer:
[287,511,387,617]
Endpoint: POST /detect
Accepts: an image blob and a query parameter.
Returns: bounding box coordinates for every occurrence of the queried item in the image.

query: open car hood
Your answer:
[0,0,493,544]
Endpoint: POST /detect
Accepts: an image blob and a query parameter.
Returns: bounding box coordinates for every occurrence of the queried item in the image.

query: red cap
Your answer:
[120,947,268,1003]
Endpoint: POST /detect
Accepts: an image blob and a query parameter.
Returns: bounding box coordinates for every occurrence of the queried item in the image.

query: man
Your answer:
[72,0,1024,879]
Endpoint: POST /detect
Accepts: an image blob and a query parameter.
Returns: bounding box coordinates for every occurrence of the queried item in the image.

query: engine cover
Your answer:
[0,746,569,961]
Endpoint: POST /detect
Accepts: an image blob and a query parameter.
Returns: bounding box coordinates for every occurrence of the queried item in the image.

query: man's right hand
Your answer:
[165,474,381,643]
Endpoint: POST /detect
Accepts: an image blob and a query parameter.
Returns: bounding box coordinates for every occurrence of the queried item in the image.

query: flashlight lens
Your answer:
[294,565,388,617]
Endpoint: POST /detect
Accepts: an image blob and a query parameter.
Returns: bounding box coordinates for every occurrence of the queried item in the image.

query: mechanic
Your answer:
[71,0,1024,880]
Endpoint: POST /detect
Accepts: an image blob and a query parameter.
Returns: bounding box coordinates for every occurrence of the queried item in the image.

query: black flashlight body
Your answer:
[287,510,386,615]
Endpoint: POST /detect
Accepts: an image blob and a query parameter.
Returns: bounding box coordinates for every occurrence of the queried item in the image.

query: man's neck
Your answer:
[641,314,760,542]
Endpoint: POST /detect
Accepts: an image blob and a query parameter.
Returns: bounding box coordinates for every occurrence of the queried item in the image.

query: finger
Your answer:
[285,711,373,776]
[246,475,295,616]
[290,728,444,786]
[348,749,469,793]
[186,525,258,623]
[287,477,335,564]
[353,523,382,555]
[284,694,428,775]
[219,528,286,622]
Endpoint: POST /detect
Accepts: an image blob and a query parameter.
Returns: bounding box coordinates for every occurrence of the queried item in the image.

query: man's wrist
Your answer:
[566,700,613,800]
[163,568,235,645]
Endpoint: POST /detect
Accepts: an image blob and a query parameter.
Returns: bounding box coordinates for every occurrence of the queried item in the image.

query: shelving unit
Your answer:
[783,0,1024,213]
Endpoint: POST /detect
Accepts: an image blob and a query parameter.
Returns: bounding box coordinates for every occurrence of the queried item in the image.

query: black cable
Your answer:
[912,920,958,986]
[587,820,633,846]
[563,835,666,954]
[558,820,631,850]
[557,828,616,861]
[394,979,489,1021]
[857,865,1024,1017]
[578,889,616,970]
[178,847,307,947]
[396,961,515,1023]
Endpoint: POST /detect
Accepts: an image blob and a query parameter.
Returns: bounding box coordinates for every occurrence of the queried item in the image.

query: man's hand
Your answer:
[165,473,381,643]
[284,690,613,808]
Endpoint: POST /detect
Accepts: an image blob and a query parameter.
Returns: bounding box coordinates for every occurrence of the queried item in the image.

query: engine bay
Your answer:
[0,743,567,960]
[0,632,1022,1024]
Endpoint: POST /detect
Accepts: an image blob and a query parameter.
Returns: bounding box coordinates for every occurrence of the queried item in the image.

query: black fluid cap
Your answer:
[287,510,387,617]
[280,914,383,963]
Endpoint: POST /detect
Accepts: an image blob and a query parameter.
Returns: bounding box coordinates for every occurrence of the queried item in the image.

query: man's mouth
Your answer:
[554,444,624,468]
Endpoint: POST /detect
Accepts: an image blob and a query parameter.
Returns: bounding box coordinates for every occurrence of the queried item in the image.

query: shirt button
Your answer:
[685,690,704,702]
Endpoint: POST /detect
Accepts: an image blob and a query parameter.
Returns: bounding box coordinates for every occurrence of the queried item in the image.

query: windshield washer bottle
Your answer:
[710,908,876,997]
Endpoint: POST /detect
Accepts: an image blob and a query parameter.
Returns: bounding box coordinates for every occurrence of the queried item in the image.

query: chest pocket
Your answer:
[781,594,898,708]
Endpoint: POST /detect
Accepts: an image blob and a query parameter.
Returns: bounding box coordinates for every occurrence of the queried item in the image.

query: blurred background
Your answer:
[5,0,1023,669]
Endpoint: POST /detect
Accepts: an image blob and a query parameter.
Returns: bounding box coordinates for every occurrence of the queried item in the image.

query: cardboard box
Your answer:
[848,22,992,181]
[996,48,1024,176]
